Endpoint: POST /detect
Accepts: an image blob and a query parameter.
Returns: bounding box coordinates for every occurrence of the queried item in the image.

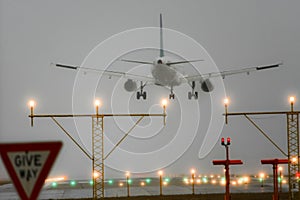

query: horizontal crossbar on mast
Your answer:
[224,111,300,116]
[29,113,166,118]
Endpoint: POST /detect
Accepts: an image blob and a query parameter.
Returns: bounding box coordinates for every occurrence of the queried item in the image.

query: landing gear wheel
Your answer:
[169,93,175,99]
[188,92,192,100]
[195,91,198,100]
[188,91,198,100]
[137,91,147,100]
[142,91,147,100]
[137,91,141,100]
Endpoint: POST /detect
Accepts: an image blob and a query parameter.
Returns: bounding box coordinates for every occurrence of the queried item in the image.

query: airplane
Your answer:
[54,14,283,100]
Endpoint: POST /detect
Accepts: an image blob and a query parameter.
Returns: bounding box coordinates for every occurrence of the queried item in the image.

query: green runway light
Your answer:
[108,179,113,185]
[259,178,263,182]
[145,178,151,184]
[278,177,281,182]
[202,177,208,183]
[51,182,57,188]
[89,180,94,185]
[70,180,76,186]
[127,179,132,184]
[164,178,170,182]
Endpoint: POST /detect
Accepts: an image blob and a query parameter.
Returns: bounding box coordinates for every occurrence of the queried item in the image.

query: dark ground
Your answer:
[64,192,297,200]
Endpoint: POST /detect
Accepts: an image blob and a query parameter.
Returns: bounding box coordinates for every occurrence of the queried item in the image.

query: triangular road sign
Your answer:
[0,141,62,200]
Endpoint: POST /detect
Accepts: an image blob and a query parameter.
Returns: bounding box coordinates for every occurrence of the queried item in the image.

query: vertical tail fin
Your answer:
[159,13,164,57]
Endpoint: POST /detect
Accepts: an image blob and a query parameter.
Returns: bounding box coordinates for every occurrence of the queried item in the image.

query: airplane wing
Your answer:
[53,63,155,83]
[181,62,283,82]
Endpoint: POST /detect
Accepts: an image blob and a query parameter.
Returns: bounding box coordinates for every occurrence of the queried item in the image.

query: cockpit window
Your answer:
[157,59,163,64]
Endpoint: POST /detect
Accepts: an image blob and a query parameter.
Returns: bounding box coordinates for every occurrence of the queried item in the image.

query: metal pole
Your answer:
[225,104,228,124]
[126,175,130,197]
[279,170,282,193]
[192,173,195,195]
[30,106,34,127]
[163,105,166,126]
[160,175,162,196]
[273,164,279,200]
[225,145,230,200]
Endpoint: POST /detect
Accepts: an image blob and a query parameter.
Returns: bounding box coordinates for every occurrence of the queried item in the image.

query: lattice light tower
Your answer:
[287,96,300,194]
[224,96,300,200]
[28,99,167,199]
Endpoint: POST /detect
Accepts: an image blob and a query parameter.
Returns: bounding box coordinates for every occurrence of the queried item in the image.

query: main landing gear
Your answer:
[188,81,198,100]
[169,87,175,99]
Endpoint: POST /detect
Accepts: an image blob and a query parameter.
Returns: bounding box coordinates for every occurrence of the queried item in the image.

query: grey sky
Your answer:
[1,0,300,180]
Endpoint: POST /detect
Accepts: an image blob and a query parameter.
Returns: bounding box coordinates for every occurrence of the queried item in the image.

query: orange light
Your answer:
[28,100,35,108]
[125,171,130,177]
[289,96,295,104]
[191,169,195,174]
[259,173,265,178]
[45,176,66,182]
[291,156,298,164]
[93,171,100,178]
[158,170,163,176]
[94,99,101,107]
[161,99,168,107]
[223,98,229,106]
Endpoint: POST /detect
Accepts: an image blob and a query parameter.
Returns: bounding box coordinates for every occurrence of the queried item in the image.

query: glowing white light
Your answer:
[28,100,35,108]
[223,98,229,105]
[45,176,66,182]
[158,170,163,176]
[161,99,168,107]
[93,171,100,178]
[94,99,101,107]
[191,169,195,174]
[289,96,295,104]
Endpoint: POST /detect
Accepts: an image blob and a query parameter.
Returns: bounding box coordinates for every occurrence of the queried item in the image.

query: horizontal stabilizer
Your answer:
[121,59,153,65]
[167,59,204,65]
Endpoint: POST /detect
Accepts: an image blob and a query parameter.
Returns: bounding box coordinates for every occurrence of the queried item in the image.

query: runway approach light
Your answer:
[289,96,295,104]
[191,169,195,175]
[289,96,295,112]
[28,100,35,108]
[223,98,229,106]
[223,98,229,124]
[94,99,101,116]
[94,99,101,107]
[161,99,167,126]
[158,170,163,176]
[28,100,35,127]
[161,99,168,107]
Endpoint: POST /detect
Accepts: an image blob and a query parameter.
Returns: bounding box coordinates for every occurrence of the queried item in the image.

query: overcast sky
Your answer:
[1,0,300,180]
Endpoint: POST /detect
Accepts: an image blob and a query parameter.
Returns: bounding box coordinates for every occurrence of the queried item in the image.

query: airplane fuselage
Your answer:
[151,57,182,87]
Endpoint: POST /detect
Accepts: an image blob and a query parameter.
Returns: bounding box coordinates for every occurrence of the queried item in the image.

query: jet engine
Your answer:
[124,79,137,92]
[201,79,214,92]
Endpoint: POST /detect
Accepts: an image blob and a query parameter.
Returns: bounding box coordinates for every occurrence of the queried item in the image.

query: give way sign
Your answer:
[0,141,62,200]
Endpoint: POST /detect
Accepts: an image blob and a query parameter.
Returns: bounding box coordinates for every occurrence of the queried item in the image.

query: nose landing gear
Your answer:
[137,81,147,100]
[188,81,198,100]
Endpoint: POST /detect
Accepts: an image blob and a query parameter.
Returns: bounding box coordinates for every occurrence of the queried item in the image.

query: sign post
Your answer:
[261,159,289,200]
[213,137,243,200]
[0,141,62,200]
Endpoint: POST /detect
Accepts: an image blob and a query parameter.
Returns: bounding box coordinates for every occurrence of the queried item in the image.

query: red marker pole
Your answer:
[261,159,288,200]
[213,137,242,200]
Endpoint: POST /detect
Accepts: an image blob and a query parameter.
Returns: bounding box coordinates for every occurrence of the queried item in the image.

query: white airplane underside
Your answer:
[53,14,283,100]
